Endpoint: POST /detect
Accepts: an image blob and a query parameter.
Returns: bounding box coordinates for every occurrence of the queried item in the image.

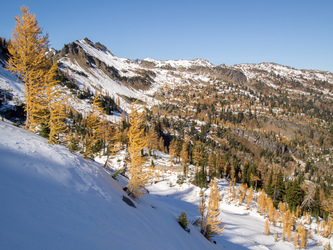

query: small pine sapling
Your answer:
[178,211,190,232]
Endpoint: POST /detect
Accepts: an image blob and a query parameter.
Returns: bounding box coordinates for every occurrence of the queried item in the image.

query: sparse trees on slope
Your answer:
[126,103,149,198]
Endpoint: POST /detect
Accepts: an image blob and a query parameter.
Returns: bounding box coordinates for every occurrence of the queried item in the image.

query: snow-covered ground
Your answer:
[0,121,214,250]
[1,121,331,249]
[0,64,24,99]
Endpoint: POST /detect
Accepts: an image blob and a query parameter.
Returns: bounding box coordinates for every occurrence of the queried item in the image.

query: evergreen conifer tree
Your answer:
[286,179,304,211]
[178,211,189,229]
[274,170,285,204]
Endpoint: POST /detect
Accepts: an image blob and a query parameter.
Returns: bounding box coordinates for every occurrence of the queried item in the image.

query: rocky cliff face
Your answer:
[231,127,288,155]
[54,38,154,92]
[55,39,121,80]
[213,66,248,85]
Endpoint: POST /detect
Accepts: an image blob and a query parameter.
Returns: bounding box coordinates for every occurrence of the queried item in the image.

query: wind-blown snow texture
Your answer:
[0,121,214,250]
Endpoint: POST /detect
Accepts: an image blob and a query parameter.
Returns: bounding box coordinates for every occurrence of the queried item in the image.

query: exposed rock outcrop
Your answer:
[214,66,248,85]
[54,40,153,91]
[231,127,288,155]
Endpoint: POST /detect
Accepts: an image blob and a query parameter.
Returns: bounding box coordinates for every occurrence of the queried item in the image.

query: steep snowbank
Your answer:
[0,121,214,250]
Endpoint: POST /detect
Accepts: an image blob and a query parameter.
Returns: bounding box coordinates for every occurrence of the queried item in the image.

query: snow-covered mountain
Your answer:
[233,62,333,98]
[233,62,333,84]
[52,38,333,113]
[1,37,332,116]
[52,38,249,111]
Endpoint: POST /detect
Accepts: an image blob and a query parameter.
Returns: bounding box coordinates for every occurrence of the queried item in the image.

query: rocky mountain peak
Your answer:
[81,37,113,55]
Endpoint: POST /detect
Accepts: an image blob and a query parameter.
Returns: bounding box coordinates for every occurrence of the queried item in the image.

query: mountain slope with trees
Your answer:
[0,6,332,248]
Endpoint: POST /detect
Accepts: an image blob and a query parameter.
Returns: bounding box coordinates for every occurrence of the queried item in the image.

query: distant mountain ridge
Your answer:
[52,38,332,110]
[52,38,249,107]
[1,37,332,114]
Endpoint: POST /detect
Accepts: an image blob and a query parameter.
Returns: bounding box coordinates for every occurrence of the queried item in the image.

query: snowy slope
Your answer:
[1,120,331,249]
[143,57,214,69]
[0,63,25,101]
[0,121,215,250]
[233,62,333,94]
[233,62,333,83]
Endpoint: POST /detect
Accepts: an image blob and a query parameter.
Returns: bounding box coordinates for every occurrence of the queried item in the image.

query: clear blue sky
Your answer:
[1,0,332,72]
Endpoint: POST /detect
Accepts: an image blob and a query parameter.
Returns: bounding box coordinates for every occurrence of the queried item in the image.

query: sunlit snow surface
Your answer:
[1,121,330,249]
[0,65,25,100]
[0,121,214,250]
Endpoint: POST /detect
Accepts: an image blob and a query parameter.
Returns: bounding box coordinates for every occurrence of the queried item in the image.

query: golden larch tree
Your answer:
[264,219,270,235]
[180,138,190,166]
[158,137,165,154]
[294,232,299,248]
[147,125,159,156]
[207,151,216,177]
[84,94,103,159]
[300,225,307,248]
[48,101,67,144]
[45,61,67,144]
[126,103,149,198]
[103,122,122,169]
[198,191,207,235]
[246,186,253,210]
[6,6,50,131]
[198,179,225,241]
[193,141,204,167]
